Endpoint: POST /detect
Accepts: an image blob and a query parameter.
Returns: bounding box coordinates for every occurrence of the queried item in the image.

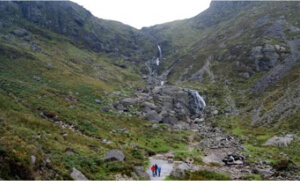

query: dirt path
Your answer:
[146,157,174,181]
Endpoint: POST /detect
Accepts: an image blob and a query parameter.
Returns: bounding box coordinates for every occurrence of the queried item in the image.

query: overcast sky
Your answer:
[71,0,211,29]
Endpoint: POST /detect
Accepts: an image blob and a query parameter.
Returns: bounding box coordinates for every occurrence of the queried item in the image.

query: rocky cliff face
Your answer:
[142,1,300,130]
[0,1,156,60]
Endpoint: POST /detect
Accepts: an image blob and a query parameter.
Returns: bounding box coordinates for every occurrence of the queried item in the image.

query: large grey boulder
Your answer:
[264,134,294,147]
[161,115,178,125]
[120,98,137,106]
[133,166,150,180]
[105,149,125,162]
[70,167,88,180]
[145,110,162,122]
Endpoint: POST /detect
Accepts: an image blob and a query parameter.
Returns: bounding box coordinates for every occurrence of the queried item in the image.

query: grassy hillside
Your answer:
[0,2,192,179]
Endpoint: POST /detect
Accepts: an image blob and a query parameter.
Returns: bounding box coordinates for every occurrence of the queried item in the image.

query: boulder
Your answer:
[238,72,250,79]
[171,167,186,179]
[105,149,125,162]
[256,168,274,178]
[70,167,88,180]
[120,98,137,106]
[33,76,41,82]
[161,115,178,125]
[30,155,36,165]
[113,103,127,111]
[133,166,150,180]
[46,63,53,70]
[95,99,101,104]
[11,28,29,37]
[101,105,111,112]
[264,134,294,147]
[212,110,219,115]
[145,110,162,122]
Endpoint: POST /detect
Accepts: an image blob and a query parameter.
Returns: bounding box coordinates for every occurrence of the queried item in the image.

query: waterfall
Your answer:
[151,44,162,74]
[155,58,160,66]
[161,81,164,86]
[157,45,162,59]
[191,90,206,111]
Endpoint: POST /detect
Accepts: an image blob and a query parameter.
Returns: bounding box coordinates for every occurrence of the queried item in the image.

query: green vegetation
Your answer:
[0,8,189,179]
[168,170,231,180]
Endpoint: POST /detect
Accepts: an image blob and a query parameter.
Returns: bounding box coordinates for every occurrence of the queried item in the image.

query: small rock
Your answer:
[239,72,250,79]
[66,149,74,156]
[113,102,127,111]
[101,105,111,112]
[70,167,88,180]
[233,160,244,165]
[105,149,125,162]
[151,124,159,129]
[212,110,219,115]
[194,118,205,124]
[11,28,29,37]
[30,155,36,165]
[33,76,41,82]
[45,158,51,164]
[95,99,101,104]
[46,63,52,70]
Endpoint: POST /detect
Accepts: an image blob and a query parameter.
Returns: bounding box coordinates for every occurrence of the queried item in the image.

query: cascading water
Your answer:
[190,90,206,111]
[155,58,160,66]
[151,44,162,74]
[157,45,162,59]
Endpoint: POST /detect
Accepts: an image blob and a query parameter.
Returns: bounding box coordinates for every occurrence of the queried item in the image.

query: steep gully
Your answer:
[143,45,246,179]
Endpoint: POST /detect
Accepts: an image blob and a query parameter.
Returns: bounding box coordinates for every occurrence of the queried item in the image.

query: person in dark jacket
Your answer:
[155,164,158,176]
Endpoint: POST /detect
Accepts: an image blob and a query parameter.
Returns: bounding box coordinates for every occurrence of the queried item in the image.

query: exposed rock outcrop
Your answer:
[70,167,88,180]
[105,149,125,162]
[264,134,294,147]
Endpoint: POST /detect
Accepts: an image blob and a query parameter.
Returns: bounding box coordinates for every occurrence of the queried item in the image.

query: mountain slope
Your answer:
[143,0,300,170]
[0,1,190,180]
[1,1,156,60]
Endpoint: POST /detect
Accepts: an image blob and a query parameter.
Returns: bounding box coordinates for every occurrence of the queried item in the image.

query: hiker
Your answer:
[155,164,158,176]
[151,165,156,177]
[157,166,161,177]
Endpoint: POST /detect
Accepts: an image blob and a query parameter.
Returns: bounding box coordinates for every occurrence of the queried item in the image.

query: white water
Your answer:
[156,58,160,66]
[191,90,206,110]
[161,81,164,86]
[158,45,162,59]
